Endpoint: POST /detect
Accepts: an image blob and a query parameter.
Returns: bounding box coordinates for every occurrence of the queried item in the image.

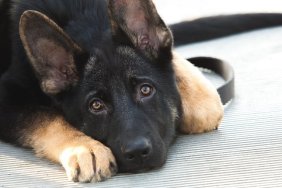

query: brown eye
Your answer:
[90,99,105,112]
[140,84,153,97]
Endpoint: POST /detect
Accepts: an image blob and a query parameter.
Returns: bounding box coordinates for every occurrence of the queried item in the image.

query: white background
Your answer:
[154,0,282,24]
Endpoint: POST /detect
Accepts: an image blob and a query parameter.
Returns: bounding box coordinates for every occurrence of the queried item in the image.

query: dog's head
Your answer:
[19,0,182,172]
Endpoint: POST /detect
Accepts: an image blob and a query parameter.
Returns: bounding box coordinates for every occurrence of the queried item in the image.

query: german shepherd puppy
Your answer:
[0,0,223,183]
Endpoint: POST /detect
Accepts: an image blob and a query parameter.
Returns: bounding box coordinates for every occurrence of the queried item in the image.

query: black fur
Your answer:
[0,0,181,173]
[0,0,11,74]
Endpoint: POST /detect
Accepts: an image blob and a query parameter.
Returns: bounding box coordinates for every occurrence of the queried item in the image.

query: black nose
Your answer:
[122,137,152,162]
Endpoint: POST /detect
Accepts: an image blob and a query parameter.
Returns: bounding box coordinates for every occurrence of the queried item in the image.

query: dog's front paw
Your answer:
[180,98,223,134]
[173,52,223,134]
[59,136,117,183]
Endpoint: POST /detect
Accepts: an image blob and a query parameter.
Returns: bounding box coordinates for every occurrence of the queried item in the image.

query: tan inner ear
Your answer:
[35,38,74,70]
[109,0,172,56]
[35,39,78,95]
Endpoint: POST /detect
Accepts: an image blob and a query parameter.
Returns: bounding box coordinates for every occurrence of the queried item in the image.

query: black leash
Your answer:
[187,57,235,105]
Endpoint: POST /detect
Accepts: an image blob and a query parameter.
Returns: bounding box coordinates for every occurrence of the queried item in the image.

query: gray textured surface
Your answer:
[1,3,282,187]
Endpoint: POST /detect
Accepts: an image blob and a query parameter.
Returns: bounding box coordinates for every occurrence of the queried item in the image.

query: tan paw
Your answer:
[180,99,223,134]
[173,52,224,134]
[59,136,117,183]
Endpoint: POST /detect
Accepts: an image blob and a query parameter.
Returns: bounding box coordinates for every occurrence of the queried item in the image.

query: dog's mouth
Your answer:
[118,163,158,174]
[116,149,167,173]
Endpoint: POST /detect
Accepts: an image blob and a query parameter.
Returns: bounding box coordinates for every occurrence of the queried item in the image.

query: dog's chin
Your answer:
[117,153,167,173]
[118,162,164,174]
[118,166,154,174]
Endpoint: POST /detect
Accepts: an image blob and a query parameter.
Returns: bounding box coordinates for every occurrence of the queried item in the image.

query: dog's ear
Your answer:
[19,10,83,95]
[108,0,173,60]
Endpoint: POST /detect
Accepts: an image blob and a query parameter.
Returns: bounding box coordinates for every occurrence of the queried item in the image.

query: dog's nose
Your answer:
[122,137,152,162]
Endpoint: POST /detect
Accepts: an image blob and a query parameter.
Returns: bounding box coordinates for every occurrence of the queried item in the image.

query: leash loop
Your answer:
[188,57,235,105]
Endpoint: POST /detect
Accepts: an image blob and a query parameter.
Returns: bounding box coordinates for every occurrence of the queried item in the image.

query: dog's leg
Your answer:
[0,108,117,183]
[172,52,224,134]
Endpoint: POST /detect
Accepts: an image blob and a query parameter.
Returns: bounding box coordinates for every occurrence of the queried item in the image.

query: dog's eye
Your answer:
[89,99,105,112]
[140,84,154,97]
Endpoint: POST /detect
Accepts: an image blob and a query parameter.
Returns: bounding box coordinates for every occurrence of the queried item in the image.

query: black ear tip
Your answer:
[20,10,52,28]
[19,10,45,32]
[20,10,41,21]
[19,10,31,28]
[19,10,42,43]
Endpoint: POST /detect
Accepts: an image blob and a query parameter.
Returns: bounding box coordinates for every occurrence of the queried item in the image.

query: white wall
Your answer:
[154,0,282,24]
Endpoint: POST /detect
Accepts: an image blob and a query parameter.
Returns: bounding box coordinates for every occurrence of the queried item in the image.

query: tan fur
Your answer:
[172,52,224,134]
[22,115,116,183]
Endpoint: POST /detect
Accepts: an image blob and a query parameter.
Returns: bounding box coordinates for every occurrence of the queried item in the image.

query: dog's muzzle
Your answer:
[122,137,153,165]
[111,136,166,173]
